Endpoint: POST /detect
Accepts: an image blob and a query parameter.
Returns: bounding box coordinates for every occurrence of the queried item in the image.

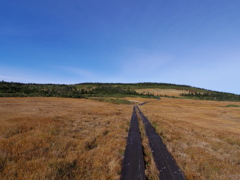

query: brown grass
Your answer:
[0,97,132,180]
[1,97,240,179]
[139,98,240,180]
[123,97,154,104]
[135,88,189,97]
[137,112,159,179]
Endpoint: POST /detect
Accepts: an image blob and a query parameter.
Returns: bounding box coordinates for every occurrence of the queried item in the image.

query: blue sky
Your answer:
[1,0,240,94]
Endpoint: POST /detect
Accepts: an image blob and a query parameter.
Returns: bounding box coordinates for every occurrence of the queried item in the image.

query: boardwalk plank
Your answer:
[120,106,146,180]
[137,106,186,180]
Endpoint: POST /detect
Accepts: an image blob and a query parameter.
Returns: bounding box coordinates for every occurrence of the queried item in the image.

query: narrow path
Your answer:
[136,106,186,180]
[139,101,150,106]
[120,106,146,180]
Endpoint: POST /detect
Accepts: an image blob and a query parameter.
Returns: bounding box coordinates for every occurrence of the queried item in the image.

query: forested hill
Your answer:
[0,81,239,101]
[0,81,154,98]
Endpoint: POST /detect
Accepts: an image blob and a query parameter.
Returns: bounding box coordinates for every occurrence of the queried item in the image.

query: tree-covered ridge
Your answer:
[1,81,239,101]
[0,81,81,98]
[0,81,155,98]
[76,82,205,91]
[181,91,240,102]
[89,86,138,95]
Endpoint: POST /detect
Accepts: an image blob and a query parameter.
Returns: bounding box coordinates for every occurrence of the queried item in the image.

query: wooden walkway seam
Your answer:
[120,106,146,180]
[120,105,186,180]
[136,106,186,180]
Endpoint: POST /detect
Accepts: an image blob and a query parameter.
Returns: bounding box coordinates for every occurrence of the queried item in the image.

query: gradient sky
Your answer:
[1,0,240,94]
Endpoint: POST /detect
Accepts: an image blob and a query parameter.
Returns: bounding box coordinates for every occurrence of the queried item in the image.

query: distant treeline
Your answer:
[0,81,82,98]
[77,82,204,91]
[1,81,239,101]
[181,92,240,102]
[0,81,156,98]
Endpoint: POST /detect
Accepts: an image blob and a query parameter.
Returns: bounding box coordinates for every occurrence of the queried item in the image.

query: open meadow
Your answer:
[0,97,240,179]
[0,97,132,179]
[135,88,190,97]
[138,98,240,180]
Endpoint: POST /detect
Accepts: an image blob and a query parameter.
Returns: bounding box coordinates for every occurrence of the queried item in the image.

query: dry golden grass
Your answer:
[1,96,240,179]
[0,97,132,180]
[123,97,154,104]
[139,98,240,180]
[137,113,159,180]
[135,88,189,97]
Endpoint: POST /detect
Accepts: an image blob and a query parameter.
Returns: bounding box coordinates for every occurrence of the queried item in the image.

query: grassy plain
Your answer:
[0,97,132,179]
[135,88,189,97]
[1,97,240,179]
[139,98,240,180]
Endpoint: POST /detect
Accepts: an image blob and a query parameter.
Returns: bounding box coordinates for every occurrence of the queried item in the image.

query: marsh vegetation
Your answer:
[1,82,240,179]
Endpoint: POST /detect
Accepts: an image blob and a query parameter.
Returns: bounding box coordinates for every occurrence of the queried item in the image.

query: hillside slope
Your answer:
[0,81,240,101]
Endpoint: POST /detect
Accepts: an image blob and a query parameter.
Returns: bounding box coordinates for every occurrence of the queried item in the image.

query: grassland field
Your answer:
[136,97,240,180]
[0,96,240,179]
[135,88,189,97]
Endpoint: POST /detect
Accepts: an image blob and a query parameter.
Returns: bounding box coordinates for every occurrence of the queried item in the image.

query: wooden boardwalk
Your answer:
[120,106,146,180]
[120,105,185,179]
[137,106,186,180]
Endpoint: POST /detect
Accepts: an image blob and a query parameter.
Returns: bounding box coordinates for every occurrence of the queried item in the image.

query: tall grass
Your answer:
[140,98,240,179]
[91,97,132,104]
[0,97,132,179]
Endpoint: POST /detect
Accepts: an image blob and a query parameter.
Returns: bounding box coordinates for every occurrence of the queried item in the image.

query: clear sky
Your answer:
[1,0,240,94]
